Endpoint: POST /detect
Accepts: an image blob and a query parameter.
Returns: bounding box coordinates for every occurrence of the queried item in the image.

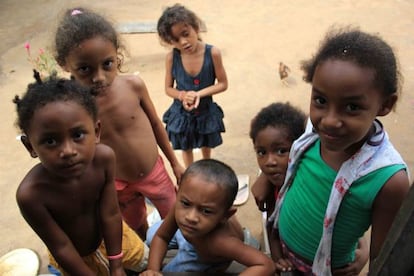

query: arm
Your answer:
[212,235,275,276]
[269,227,294,272]
[16,180,95,276]
[370,170,409,265]
[251,173,274,212]
[137,75,185,183]
[98,145,125,276]
[164,51,182,100]
[144,210,178,273]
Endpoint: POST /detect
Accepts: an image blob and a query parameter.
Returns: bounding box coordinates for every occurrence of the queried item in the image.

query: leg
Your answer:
[182,149,194,167]
[138,156,176,218]
[117,189,148,240]
[201,147,211,159]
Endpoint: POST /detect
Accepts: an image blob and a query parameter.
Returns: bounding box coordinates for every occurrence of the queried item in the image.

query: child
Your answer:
[269,28,410,275]
[250,102,368,275]
[157,4,228,167]
[250,102,306,214]
[14,74,148,275]
[54,7,185,239]
[141,159,275,275]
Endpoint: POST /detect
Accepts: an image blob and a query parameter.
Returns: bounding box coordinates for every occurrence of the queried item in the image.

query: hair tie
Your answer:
[71,9,83,16]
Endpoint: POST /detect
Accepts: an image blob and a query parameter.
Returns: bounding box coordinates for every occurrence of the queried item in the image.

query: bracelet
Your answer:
[107,252,123,260]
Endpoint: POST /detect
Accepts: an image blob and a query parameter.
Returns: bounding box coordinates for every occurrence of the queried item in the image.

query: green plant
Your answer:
[24,42,58,79]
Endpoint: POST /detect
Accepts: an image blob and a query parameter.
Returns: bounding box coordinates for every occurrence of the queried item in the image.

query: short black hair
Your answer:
[13,71,98,134]
[250,102,306,144]
[181,159,238,209]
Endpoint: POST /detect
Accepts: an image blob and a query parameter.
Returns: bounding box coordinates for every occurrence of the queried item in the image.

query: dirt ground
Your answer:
[0,0,413,274]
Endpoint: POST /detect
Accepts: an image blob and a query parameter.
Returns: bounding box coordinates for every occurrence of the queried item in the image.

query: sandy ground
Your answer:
[1,0,413,274]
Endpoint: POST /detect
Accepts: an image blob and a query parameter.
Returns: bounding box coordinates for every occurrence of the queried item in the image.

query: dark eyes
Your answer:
[180,200,190,207]
[78,66,90,75]
[43,138,57,147]
[346,103,360,112]
[103,60,114,69]
[73,131,85,140]
[256,149,266,157]
[201,208,213,215]
[256,148,289,157]
[313,96,326,105]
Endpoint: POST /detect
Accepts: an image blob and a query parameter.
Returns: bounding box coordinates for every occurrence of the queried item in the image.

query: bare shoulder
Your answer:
[119,74,145,88]
[93,143,115,164]
[166,50,174,61]
[16,164,46,207]
[207,219,243,251]
[375,169,410,208]
[210,45,222,58]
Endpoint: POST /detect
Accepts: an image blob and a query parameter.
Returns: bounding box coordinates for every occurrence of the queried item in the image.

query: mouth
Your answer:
[320,131,341,141]
[180,223,197,233]
[267,172,284,183]
[62,162,82,172]
[93,85,109,94]
[183,45,192,51]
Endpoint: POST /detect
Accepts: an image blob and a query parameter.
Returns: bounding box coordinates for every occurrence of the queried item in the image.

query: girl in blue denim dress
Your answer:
[157,3,228,167]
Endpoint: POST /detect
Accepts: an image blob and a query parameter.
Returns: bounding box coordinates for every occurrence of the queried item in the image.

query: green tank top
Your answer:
[279,140,405,268]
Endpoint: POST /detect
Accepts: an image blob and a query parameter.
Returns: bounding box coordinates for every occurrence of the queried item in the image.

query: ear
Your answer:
[377,94,398,116]
[221,206,237,223]
[20,135,38,158]
[94,120,101,144]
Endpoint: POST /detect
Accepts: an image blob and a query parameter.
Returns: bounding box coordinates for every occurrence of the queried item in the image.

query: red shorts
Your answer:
[115,156,176,233]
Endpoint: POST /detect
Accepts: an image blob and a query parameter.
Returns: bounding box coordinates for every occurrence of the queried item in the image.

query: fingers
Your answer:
[275,258,294,272]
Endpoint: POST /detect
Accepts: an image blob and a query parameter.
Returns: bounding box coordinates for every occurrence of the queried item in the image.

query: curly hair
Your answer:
[157,3,201,45]
[250,102,306,144]
[54,7,125,70]
[301,26,402,97]
[13,71,98,134]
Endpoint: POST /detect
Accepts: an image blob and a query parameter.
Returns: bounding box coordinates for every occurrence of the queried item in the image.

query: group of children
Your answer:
[13,3,410,276]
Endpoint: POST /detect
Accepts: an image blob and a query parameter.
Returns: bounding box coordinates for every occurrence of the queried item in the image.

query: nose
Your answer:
[179,37,188,46]
[185,208,199,224]
[265,153,277,167]
[92,68,105,84]
[322,109,342,129]
[59,140,77,159]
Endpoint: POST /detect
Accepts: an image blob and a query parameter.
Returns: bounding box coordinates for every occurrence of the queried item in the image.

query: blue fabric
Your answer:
[145,221,260,272]
[146,220,229,272]
[162,44,225,150]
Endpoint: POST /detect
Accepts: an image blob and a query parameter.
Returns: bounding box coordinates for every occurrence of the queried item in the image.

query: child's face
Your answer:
[169,22,200,54]
[62,36,118,94]
[175,175,229,239]
[22,101,100,178]
[310,59,391,154]
[254,126,291,189]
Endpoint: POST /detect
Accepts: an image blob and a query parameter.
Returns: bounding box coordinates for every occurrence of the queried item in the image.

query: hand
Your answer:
[139,269,162,276]
[171,163,185,185]
[182,91,199,111]
[332,238,369,275]
[275,257,294,273]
